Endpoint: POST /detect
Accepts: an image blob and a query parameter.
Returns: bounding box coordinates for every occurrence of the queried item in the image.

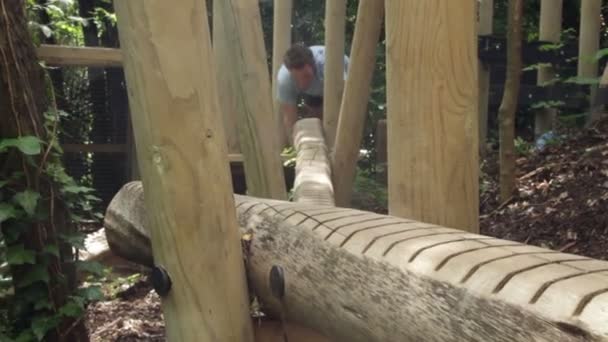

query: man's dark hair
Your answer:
[283,44,314,69]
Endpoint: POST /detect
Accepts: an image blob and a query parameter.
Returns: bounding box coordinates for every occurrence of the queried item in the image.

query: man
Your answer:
[276,44,349,144]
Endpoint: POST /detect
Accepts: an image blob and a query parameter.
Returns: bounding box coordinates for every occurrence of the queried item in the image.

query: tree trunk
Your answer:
[0,0,88,340]
[214,0,287,200]
[106,182,608,342]
[535,0,563,137]
[385,0,479,232]
[322,0,346,147]
[331,0,384,207]
[578,0,602,125]
[498,0,523,202]
[114,0,255,339]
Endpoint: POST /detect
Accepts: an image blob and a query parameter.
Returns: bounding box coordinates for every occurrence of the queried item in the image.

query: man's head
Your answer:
[284,44,315,90]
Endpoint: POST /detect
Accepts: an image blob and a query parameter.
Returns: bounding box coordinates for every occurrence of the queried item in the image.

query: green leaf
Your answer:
[595,48,608,61]
[61,185,93,194]
[0,203,18,223]
[0,180,8,188]
[76,260,104,276]
[0,136,42,155]
[31,315,59,341]
[16,264,49,288]
[77,285,104,302]
[13,190,40,216]
[6,244,36,265]
[34,297,52,310]
[42,244,59,257]
[522,62,552,72]
[59,233,85,249]
[58,296,85,317]
[15,330,36,342]
[564,76,600,85]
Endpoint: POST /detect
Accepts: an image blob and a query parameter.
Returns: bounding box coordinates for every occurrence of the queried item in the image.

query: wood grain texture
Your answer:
[331,0,384,207]
[113,1,254,340]
[36,44,122,67]
[106,183,608,341]
[272,0,293,147]
[385,0,479,232]
[477,0,493,155]
[293,118,335,206]
[213,0,241,154]
[214,0,287,199]
[535,0,563,136]
[322,0,347,147]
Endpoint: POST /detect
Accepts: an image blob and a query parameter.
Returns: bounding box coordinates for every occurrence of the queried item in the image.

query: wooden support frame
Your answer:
[214,0,287,200]
[36,44,122,67]
[331,0,384,207]
[107,183,608,341]
[113,0,254,340]
[322,0,347,147]
[386,0,479,232]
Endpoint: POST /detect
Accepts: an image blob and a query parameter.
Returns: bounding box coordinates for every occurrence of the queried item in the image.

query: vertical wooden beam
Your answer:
[331,0,384,206]
[272,0,293,147]
[215,0,287,199]
[535,0,563,137]
[213,0,241,154]
[578,0,602,117]
[477,0,493,155]
[385,0,479,232]
[114,1,255,341]
[323,0,347,147]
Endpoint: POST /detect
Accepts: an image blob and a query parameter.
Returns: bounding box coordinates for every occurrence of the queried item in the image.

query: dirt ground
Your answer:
[85,119,608,340]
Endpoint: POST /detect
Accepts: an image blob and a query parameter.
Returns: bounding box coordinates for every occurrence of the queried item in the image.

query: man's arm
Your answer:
[281,103,298,146]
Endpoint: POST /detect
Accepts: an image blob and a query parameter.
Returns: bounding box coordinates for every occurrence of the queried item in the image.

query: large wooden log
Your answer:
[214,0,287,199]
[105,181,608,342]
[322,0,347,147]
[385,0,479,232]
[292,118,334,206]
[331,0,384,206]
[114,0,254,339]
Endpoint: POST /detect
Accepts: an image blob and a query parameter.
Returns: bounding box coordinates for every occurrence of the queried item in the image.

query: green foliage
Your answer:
[0,136,42,155]
[530,100,565,110]
[514,137,533,156]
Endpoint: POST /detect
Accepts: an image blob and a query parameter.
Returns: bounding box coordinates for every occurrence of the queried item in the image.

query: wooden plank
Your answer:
[214,0,287,200]
[477,0,493,155]
[213,0,241,154]
[113,0,254,340]
[272,0,293,147]
[322,0,347,147]
[385,0,479,232]
[331,0,384,206]
[106,185,608,341]
[37,44,122,67]
[535,0,563,136]
[293,118,334,206]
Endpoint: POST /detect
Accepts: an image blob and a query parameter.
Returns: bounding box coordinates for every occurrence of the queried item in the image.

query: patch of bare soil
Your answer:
[480,119,608,260]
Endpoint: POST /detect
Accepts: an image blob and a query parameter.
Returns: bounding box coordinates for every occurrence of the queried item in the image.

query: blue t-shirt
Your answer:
[276,45,350,105]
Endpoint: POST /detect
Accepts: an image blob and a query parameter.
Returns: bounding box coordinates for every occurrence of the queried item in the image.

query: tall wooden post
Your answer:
[323,0,347,147]
[535,0,563,137]
[385,0,479,232]
[213,1,241,154]
[578,0,602,117]
[114,1,255,341]
[331,0,384,206]
[478,0,493,155]
[215,0,287,199]
[272,0,293,147]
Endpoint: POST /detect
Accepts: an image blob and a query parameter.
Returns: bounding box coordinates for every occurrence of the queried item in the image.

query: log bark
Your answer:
[114,0,254,340]
[105,181,608,342]
[385,0,479,232]
[498,0,523,202]
[214,0,287,199]
[272,0,293,148]
[292,118,334,206]
[322,0,347,147]
[535,0,563,137]
[478,0,493,156]
[331,0,384,207]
